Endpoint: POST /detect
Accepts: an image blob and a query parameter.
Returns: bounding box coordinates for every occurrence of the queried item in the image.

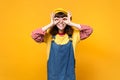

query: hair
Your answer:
[50,12,73,36]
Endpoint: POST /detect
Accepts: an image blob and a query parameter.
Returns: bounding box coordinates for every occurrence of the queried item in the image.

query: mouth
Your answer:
[57,23,66,30]
[57,23,65,26]
[58,24,64,27]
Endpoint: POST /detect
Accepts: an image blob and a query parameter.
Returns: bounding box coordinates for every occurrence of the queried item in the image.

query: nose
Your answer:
[59,18,63,23]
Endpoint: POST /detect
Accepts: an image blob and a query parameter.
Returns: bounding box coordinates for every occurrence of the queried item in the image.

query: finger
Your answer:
[54,20,59,25]
[63,17,68,20]
[50,13,53,21]
[51,12,55,20]
[53,18,60,24]
[67,11,72,17]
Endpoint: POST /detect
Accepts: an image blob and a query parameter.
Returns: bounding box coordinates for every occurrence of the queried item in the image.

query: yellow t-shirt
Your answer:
[44,29,80,61]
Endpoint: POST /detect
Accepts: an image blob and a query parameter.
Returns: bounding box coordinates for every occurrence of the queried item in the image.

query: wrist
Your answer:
[49,23,54,27]
[42,23,53,31]
[69,22,81,29]
[66,21,72,26]
[67,22,73,26]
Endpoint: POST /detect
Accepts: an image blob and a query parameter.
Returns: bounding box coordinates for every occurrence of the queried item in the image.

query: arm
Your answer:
[80,24,93,40]
[64,12,93,40]
[31,28,45,42]
[67,22,93,40]
[63,12,81,30]
[31,23,53,43]
[31,13,59,43]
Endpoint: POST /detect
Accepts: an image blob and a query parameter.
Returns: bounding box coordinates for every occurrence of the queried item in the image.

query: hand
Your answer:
[50,12,59,26]
[42,13,59,31]
[53,17,60,25]
[63,12,72,25]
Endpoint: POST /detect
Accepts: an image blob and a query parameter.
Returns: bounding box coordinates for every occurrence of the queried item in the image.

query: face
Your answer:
[54,17,67,30]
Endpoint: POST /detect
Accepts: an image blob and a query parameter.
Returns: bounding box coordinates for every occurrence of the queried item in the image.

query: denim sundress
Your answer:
[47,35,76,80]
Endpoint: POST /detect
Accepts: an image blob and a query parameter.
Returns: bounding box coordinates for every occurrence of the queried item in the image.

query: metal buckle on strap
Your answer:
[69,37,72,41]
[52,38,55,41]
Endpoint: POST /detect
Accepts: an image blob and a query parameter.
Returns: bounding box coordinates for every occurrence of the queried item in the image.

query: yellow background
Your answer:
[0,0,120,80]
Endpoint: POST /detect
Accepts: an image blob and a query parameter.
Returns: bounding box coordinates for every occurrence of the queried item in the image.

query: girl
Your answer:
[31,8,93,80]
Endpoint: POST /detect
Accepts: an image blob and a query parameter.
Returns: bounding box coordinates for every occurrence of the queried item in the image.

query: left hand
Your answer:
[63,12,72,25]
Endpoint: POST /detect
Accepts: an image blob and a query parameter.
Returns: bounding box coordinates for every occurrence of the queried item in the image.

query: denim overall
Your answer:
[47,35,76,80]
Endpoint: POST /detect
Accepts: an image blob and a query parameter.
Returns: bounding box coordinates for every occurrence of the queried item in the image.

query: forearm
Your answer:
[42,23,53,32]
[31,28,45,43]
[80,25,93,40]
[68,22,81,30]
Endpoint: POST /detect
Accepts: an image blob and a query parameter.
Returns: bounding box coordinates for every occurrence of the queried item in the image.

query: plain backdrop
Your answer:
[0,0,120,80]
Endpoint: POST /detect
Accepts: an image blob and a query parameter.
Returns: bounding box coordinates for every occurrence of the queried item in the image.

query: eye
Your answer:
[63,17,67,20]
[54,18,59,21]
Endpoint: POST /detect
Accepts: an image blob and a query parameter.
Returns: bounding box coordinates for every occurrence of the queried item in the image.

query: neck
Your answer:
[58,30,65,35]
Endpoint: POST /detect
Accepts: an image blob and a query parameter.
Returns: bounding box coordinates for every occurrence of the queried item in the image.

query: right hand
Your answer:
[42,13,59,31]
[50,12,59,26]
